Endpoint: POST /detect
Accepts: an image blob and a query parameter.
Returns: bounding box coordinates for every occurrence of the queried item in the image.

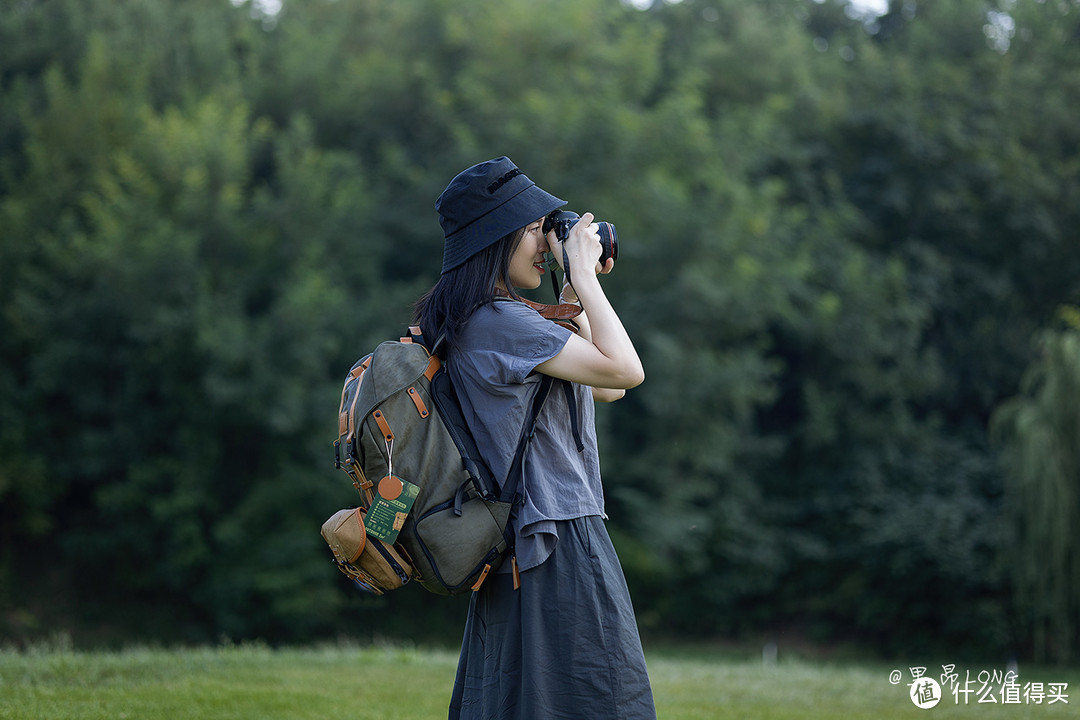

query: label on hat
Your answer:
[365,475,419,543]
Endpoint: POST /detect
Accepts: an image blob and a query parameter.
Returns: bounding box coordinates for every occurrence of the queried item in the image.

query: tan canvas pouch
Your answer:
[321,507,413,594]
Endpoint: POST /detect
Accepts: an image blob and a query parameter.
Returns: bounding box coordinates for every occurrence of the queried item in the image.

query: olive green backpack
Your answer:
[322,325,552,595]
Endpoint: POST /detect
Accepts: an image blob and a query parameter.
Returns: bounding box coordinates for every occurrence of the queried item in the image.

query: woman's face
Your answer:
[505,217,551,290]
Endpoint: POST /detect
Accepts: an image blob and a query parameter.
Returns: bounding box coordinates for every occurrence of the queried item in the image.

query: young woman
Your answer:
[415,157,655,720]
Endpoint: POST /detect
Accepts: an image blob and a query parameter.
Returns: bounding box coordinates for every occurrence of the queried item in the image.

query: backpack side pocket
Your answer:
[322,507,414,594]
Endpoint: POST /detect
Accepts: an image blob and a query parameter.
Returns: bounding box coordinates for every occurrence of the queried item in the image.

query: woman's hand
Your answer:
[537,211,643,391]
[550,212,612,280]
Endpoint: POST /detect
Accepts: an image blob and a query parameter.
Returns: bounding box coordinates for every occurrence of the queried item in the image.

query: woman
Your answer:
[415,157,655,720]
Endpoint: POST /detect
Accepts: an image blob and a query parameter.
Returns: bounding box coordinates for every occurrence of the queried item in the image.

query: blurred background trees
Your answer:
[993,308,1080,665]
[2,0,1078,661]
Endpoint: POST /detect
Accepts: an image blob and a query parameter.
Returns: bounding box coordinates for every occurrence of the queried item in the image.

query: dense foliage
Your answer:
[2,0,1078,660]
[992,309,1080,664]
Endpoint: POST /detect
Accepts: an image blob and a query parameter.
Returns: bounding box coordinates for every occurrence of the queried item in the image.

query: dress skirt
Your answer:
[448,515,656,720]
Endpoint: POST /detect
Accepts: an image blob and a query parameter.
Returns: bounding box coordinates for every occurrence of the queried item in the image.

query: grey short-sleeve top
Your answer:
[449,300,606,571]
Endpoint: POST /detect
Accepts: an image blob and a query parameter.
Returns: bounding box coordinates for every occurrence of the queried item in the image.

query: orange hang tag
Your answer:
[378,474,403,501]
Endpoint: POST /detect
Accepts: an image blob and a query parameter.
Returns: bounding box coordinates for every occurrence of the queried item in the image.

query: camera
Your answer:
[543,211,619,265]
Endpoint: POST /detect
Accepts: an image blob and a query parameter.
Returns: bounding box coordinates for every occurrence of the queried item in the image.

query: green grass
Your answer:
[0,642,1076,719]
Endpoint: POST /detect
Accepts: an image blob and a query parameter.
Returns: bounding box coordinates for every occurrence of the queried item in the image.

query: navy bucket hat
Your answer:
[436,157,566,274]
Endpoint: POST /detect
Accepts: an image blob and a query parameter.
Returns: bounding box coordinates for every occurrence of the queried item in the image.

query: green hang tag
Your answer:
[365,475,419,544]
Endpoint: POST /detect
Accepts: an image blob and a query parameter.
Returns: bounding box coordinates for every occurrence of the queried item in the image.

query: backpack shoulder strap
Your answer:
[496,374,556,590]
[405,325,447,357]
[489,296,585,452]
[499,374,555,505]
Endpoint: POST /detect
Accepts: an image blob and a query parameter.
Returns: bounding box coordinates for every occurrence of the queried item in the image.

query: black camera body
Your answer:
[543,211,619,265]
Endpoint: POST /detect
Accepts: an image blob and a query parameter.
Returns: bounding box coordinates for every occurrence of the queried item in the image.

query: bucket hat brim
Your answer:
[438,158,566,274]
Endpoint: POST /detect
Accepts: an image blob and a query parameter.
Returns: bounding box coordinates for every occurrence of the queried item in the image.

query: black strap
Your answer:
[410,327,445,357]
[499,374,556,567]
[547,246,574,304]
[549,256,561,302]
[500,374,555,504]
[562,381,585,453]
[562,246,572,292]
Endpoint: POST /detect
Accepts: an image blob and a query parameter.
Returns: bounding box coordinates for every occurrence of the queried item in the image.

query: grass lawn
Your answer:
[0,641,1075,719]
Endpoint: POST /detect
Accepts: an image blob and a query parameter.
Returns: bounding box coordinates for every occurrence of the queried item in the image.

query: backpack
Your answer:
[323,324,554,596]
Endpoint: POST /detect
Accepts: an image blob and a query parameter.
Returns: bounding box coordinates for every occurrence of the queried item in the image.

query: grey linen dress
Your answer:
[446,301,655,720]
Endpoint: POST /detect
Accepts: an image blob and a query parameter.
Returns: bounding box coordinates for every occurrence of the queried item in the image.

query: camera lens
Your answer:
[597,222,618,264]
[543,211,618,265]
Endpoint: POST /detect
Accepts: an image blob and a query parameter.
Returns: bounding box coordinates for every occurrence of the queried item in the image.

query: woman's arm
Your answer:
[535,212,644,392]
[558,282,626,403]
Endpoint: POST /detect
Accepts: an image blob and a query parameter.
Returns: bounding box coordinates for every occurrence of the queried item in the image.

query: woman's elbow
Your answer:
[593,387,626,403]
[617,361,645,389]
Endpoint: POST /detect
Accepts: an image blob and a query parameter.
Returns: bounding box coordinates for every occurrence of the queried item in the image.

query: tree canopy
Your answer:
[2,0,1078,660]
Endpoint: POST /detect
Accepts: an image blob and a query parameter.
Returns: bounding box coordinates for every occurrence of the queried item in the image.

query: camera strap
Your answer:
[562,245,573,291]
[547,246,574,303]
[494,289,581,332]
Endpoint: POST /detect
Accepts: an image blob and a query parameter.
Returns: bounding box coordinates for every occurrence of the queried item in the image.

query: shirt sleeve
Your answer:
[462,301,573,384]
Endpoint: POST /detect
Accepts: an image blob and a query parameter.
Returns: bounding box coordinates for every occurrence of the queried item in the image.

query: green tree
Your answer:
[3,0,1079,656]
[729,0,1078,654]
[0,0,377,641]
[992,310,1080,664]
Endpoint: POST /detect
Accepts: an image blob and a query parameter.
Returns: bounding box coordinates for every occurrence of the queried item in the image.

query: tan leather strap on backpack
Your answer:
[372,409,394,443]
[407,386,429,418]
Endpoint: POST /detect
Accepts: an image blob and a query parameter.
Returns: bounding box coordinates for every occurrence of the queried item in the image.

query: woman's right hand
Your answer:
[537,210,643,391]
[552,212,606,278]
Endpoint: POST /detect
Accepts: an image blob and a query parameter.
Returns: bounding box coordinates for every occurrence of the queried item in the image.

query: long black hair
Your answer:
[413,227,526,358]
